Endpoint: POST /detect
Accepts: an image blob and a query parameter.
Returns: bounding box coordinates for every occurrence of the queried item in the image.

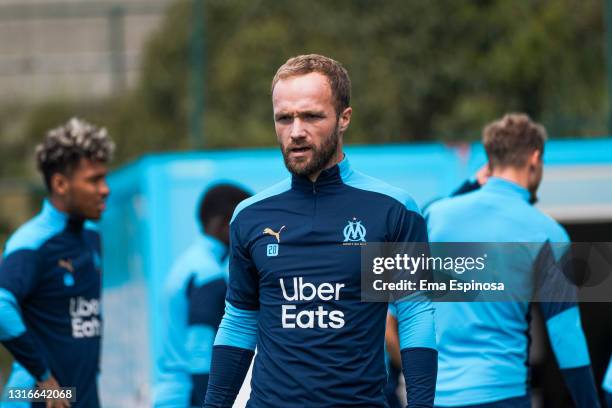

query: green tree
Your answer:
[3,0,607,175]
[136,0,606,149]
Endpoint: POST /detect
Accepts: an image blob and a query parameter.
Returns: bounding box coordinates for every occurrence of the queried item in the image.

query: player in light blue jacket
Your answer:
[426,113,599,408]
[153,184,250,407]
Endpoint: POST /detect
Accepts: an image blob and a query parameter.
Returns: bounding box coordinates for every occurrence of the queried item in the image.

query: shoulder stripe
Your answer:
[4,216,64,257]
[231,178,292,223]
[0,288,26,340]
[341,169,421,214]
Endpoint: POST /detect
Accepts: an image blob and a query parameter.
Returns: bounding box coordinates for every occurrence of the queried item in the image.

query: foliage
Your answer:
[1,0,608,177]
[138,0,608,147]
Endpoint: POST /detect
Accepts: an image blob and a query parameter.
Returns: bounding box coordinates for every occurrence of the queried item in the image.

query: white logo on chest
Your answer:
[69,297,101,338]
[279,277,345,329]
[343,218,366,243]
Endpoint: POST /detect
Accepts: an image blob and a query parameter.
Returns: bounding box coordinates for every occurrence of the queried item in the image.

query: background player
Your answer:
[154,184,251,407]
[0,118,114,407]
[426,113,599,408]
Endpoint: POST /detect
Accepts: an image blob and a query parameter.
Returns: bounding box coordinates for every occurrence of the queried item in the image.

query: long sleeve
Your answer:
[186,276,227,406]
[0,249,50,381]
[535,242,599,408]
[203,219,259,407]
[395,300,438,408]
[393,199,437,407]
[541,303,599,408]
[203,303,257,408]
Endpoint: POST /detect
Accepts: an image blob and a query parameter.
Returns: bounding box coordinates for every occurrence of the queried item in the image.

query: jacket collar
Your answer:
[481,177,531,202]
[291,156,351,193]
[41,199,85,232]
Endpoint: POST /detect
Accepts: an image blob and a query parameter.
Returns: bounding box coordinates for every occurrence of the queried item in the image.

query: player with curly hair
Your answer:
[0,118,114,407]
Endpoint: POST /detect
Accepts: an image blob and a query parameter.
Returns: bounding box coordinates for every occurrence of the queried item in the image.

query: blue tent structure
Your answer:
[98,139,612,407]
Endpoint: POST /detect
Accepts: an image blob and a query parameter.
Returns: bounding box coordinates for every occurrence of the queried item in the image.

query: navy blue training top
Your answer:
[214,157,437,407]
[0,200,102,407]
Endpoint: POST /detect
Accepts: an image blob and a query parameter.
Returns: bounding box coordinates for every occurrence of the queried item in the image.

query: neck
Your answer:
[307,148,344,182]
[49,195,69,214]
[491,166,529,190]
[204,224,229,248]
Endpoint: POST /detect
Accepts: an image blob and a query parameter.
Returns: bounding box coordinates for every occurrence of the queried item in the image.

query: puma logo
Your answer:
[58,259,74,273]
[263,225,286,243]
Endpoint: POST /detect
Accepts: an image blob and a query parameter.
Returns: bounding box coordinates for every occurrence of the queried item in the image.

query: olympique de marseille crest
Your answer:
[343,218,366,243]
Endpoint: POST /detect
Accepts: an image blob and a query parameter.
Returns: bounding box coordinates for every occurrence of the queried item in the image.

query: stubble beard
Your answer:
[281,121,340,178]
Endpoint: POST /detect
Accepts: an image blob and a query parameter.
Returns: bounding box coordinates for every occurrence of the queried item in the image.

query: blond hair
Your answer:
[271,54,351,115]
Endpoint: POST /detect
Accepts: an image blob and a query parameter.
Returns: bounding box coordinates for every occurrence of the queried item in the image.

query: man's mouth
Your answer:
[288,146,312,157]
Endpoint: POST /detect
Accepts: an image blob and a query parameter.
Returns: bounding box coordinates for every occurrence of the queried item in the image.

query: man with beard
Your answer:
[203,54,438,407]
[426,114,599,408]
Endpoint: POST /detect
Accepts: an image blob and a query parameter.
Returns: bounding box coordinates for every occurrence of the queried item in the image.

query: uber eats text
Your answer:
[279,277,345,329]
[70,297,101,338]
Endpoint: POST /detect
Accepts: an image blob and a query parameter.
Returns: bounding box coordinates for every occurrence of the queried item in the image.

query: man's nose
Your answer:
[290,118,306,140]
[99,180,110,198]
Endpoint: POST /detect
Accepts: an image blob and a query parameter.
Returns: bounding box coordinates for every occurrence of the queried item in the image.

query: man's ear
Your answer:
[528,150,541,168]
[338,107,352,134]
[50,173,69,196]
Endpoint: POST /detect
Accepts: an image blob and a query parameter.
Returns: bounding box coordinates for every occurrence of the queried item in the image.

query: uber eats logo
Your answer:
[69,297,101,338]
[279,277,345,329]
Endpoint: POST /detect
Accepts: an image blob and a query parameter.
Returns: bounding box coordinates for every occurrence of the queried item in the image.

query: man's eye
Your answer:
[276,115,291,123]
[304,113,322,120]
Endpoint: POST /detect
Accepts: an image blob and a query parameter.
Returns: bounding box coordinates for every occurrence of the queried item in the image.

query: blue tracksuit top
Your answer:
[214,157,437,407]
[0,200,102,407]
[425,177,591,407]
[154,234,228,407]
